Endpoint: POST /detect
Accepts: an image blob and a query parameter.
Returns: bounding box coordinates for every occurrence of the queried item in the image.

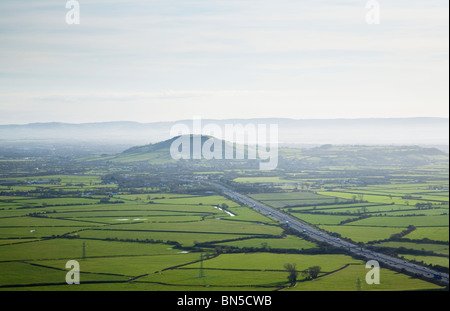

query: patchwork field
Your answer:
[247,176,449,277]
[1,149,448,292]
[0,179,446,291]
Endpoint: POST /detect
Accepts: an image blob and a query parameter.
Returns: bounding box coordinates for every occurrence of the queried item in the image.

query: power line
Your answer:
[199,252,204,278]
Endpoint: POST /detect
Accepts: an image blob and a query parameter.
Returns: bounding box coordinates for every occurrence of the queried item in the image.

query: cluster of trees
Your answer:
[368,235,448,247]
[104,237,181,247]
[228,183,282,195]
[415,203,437,210]
[101,173,162,189]
[99,197,124,204]
[390,225,417,240]
[284,263,322,287]
[368,245,448,260]
[339,215,371,225]
[27,210,57,217]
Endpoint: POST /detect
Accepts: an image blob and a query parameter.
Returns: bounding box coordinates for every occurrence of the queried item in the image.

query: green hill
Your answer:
[112,135,252,165]
[110,135,448,169]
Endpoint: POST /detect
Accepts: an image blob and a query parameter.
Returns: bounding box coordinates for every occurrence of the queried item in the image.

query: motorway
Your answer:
[204,181,449,285]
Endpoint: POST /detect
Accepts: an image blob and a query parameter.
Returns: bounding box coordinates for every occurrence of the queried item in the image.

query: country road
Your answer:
[204,181,449,286]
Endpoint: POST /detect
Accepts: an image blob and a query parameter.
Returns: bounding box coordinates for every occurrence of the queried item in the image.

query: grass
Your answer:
[233,177,301,184]
[0,238,39,246]
[287,202,383,211]
[347,215,449,228]
[401,255,449,268]
[147,268,287,288]
[76,229,255,247]
[0,173,447,291]
[286,264,444,291]
[0,239,178,261]
[0,216,98,227]
[216,235,318,250]
[294,214,354,225]
[0,262,127,287]
[319,225,405,243]
[385,209,449,216]
[65,215,205,224]
[190,253,360,271]
[318,191,430,206]
[250,191,339,202]
[404,227,449,242]
[249,192,344,208]
[42,253,202,277]
[0,227,87,238]
[372,241,449,255]
[8,197,100,207]
[107,218,283,236]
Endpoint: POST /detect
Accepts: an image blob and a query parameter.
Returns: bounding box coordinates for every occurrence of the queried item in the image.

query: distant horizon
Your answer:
[1,116,449,127]
[1,117,448,147]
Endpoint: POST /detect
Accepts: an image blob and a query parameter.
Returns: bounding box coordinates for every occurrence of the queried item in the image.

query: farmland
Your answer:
[237,164,449,278]
[0,143,448,291]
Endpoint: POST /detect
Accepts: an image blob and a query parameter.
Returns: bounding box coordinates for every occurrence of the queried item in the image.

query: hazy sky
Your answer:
[0,0,448,124]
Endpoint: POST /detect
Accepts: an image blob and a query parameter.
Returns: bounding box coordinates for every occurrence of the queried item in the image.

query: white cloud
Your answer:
[0,0,448,124]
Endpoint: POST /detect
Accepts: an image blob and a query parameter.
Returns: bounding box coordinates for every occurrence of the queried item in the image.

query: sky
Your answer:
[0,0,448,124]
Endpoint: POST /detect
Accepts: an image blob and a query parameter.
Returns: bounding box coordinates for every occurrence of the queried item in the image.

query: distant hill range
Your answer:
[0,118,448,149]
[106,134,448,169]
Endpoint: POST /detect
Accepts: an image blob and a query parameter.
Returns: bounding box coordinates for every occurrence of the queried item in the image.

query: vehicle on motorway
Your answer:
[434,274,442,280]
[204,181,449,285]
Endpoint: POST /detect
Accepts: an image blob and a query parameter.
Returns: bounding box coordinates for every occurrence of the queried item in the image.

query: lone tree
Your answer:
[358,194,365,202]
[301,266,321,280]
[356,278,363,291]
[82,242,86,260]
[284,263,299,287]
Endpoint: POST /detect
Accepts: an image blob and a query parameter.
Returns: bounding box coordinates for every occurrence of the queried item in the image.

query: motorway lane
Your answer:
[204,181,449,285]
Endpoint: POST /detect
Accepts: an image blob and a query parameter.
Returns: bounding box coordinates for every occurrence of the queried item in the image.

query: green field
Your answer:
[373,241,449,256]
[401,255,449,268]
[294,214,354,225]
[249,192,347,208]
[405,227,449,242]
[319,225,405,243]
[1,149,448,291]
[347,215,449,228]
[216,235,317,250]
[1,187,446,291]
[248,177,449,258]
